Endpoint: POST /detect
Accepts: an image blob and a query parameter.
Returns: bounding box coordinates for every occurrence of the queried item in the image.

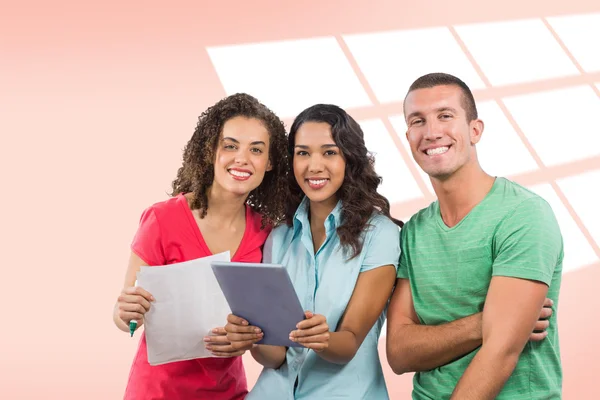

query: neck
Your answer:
[308,197,337,230]
[203,185,248,227]
[431,162,495,228]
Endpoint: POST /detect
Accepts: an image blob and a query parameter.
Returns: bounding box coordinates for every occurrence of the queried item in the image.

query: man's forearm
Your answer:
[450,345,520,399]
[387,313,482,374]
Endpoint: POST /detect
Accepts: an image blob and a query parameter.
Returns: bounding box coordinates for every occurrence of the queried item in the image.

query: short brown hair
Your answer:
[404,72,478,121]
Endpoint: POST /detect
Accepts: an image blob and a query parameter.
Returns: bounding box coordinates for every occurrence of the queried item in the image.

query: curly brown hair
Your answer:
[171,93,289,227]
[285,104,403,259]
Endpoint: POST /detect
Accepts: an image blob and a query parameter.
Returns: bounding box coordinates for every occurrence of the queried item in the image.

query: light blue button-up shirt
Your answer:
[248,197,401,399]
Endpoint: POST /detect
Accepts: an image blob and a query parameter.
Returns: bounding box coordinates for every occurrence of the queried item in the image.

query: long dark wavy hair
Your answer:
[171,93,289,228]
[285,104,403,259]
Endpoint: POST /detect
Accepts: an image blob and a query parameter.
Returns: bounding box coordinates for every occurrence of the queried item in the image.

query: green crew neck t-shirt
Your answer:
[398,177,563,399]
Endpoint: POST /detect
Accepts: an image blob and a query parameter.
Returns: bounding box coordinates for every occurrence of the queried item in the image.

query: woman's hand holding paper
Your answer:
[116,286,155,329]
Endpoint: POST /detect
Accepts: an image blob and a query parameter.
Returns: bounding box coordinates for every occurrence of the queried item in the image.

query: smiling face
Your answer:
[212,116,272,196]
[404,84,484,181]
[292,121,346,209]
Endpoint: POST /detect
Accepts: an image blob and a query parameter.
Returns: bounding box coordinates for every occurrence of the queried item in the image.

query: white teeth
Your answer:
[426,146,449,156]
[229,170,250,177]
[309,179,327,185]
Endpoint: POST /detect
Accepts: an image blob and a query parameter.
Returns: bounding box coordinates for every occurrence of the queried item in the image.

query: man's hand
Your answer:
[530,298,553,341]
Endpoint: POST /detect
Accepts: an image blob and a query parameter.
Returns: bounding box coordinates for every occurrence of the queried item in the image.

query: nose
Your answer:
[233,151,248,165]
[423,119,444,141]
[308,154,324,173]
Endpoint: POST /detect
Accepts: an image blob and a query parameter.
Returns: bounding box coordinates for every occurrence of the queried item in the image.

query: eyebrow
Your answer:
[222,137,266,146]
[436,107,458,114]
[294,144,338,149]
[406,107,458,121]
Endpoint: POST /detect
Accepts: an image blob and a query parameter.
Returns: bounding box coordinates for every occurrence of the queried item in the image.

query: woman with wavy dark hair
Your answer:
[112,93,289,400]
[225,104,403,399]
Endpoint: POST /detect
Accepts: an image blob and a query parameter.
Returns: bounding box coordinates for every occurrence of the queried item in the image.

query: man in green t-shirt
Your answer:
[386,73,563,399]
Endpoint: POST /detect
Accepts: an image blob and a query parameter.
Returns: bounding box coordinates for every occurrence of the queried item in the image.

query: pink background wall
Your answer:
[2,1,599,398]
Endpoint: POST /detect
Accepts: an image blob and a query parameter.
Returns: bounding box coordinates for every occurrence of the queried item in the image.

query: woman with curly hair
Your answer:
[112,93,289,400]
[224,104,403,399]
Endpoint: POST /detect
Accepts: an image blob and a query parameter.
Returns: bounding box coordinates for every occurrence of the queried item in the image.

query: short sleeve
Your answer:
[397,225,409,279]
[492,197,563,286]
[360,216,402,273]
[131,207,166,266]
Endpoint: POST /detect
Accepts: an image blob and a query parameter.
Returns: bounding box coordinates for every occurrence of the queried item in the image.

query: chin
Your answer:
[225,182,260,196]
[305,192,338,206]
[427,169,456,181]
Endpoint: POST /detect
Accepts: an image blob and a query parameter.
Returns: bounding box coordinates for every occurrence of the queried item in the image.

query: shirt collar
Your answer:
[293,196,343,234]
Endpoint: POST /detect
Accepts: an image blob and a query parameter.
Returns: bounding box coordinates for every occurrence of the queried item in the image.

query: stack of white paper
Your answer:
[136,251,232,366]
